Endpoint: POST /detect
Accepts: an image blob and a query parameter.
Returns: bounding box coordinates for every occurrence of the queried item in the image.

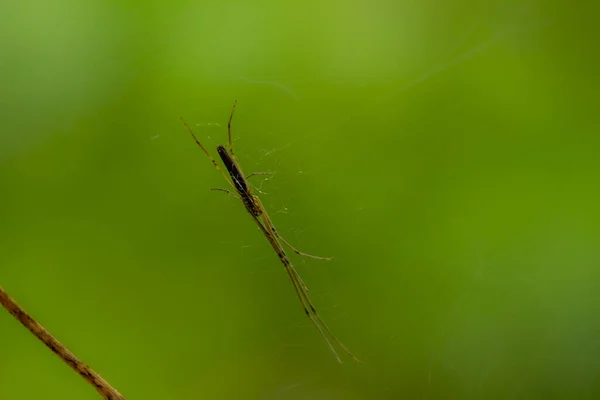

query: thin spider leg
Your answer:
[246,207,309,292]
[255,204,360,362]
[279,235,333,260]
[181,117,235,189]
[280,251,360,364]
[227,100,237,158]
[288,266,362,363]
[246,172,271,179]
[225,100,251,181]
[210,188,241,200]
[254,196,333,260]
[284,261,343,363]
[247,213,342,363]
[256,212,310,291]
[275,240,310,292]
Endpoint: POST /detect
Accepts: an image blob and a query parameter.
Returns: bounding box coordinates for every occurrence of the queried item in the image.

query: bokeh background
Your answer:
[1,0,599,399]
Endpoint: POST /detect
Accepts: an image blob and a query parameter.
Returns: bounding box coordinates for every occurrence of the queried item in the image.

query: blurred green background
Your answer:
[1,0,599,399]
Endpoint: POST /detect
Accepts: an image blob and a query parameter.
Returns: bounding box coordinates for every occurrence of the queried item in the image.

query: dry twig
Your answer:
[0,285,125,400]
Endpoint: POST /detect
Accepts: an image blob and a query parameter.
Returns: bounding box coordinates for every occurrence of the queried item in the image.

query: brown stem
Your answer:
[0,285,126,400]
